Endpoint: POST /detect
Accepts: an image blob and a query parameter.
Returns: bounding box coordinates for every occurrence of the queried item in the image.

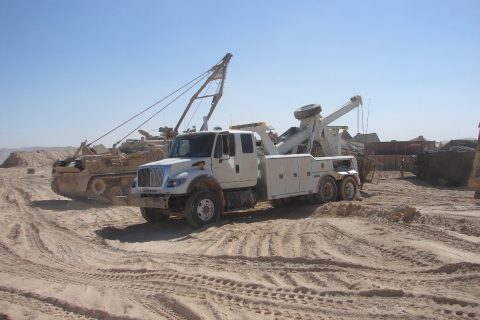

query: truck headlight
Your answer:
[166,178,187,188]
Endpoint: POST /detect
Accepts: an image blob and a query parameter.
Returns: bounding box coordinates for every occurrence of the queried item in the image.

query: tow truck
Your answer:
[114,96,364,228]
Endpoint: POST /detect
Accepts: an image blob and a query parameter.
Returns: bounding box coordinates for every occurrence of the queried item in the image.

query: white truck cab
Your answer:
[131,130,258,193]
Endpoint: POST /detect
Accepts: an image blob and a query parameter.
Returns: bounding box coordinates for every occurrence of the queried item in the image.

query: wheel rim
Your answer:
[109,187,123,200]
[323,182,335,200]
[196,199,214,221]
[344,181,355,199]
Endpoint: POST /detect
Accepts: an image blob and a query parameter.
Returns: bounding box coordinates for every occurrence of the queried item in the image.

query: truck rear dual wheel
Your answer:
[309,176,337,204]
[185,190,220,228]
[140,207,170,223]
[337,176,357,201]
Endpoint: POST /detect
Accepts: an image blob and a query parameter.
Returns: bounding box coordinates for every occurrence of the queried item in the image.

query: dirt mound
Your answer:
[311,201,417,222]
[0,150,74,168]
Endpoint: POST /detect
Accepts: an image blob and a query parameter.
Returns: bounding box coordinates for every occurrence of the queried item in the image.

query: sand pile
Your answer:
[311,201,417,222]
[0,167,479,319]
[0,150,74,168]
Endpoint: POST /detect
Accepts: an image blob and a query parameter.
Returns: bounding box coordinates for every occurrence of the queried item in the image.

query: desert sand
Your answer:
[0,150,479,319]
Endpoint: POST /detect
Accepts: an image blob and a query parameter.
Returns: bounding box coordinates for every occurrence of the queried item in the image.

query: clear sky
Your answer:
[1,0,479,149]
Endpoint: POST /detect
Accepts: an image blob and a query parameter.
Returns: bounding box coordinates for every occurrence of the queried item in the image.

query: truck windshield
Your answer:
[168,133,216,158]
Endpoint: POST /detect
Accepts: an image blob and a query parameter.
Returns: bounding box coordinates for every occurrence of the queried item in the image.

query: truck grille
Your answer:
[138,167,164,187]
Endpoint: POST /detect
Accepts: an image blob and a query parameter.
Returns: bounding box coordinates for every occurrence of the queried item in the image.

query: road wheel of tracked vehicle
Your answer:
[140,207,170,223]
[152,148,166,161]
[108,187,123,201]
[294,104,322,120]
[337,176,357,201]
[314,176,337,203]
[91,178,106,195]
[185,190,220,228]
[120,177,129,186]
[437,178,449,186]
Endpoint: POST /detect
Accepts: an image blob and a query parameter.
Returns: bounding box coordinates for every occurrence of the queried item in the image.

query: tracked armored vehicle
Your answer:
[51,142,164,202]
[51,53,233,203]
[406,139,476,186]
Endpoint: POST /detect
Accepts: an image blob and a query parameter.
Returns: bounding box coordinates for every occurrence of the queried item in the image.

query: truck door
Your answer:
[238,133,257,184]
[211,133,240,188]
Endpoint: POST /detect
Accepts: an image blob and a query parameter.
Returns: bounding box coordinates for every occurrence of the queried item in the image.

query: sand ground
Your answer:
[0,153,479,319]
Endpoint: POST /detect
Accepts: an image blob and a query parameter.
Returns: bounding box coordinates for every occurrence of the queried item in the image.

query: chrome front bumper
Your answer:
[113,193,170,209]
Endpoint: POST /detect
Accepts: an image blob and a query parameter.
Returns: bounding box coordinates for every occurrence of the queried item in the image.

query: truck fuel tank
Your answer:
[224,190,258,211]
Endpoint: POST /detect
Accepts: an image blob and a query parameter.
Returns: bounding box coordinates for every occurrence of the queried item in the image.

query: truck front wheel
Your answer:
[185,190,220,228]
[140,207,170,223]
[337,176,357,201]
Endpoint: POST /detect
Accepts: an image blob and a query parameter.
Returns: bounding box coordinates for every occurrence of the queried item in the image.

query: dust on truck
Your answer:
[114,96,363,228]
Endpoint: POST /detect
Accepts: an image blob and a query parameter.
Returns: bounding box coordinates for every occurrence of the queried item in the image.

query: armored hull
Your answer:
[52,142,169,203]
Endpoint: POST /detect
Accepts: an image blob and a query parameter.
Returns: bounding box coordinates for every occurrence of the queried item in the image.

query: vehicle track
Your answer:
[1,167,479,319]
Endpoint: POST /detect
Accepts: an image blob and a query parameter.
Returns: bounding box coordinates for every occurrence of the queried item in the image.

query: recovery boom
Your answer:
[275,96,362,156]
[174,53,233,133]
[231,96,362,157]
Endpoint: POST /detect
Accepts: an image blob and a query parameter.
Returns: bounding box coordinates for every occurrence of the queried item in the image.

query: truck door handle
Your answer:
[294,173,298,178]
[236,165,239,173]
[279,174,283,179]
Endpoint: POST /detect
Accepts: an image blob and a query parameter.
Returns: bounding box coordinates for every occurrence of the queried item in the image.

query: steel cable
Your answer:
[115,72,211,144]
[88,69,211,146]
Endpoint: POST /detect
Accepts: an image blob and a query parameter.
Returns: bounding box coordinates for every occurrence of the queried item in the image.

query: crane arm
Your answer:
[233,95,362,156]
[275,119,316,155]
[321,95,362,126]
[174,53,233,132]
[275,96,362,155]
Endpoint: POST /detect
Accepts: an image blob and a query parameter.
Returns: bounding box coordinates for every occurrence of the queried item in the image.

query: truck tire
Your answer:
[140,207,170,223]
[337,176,357,201]
[314,176,337,203]
[269,200,279,208]
[294,104,322,120]
[185,190,220,228]
[306,194,317,205]
[275,198,287,207]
